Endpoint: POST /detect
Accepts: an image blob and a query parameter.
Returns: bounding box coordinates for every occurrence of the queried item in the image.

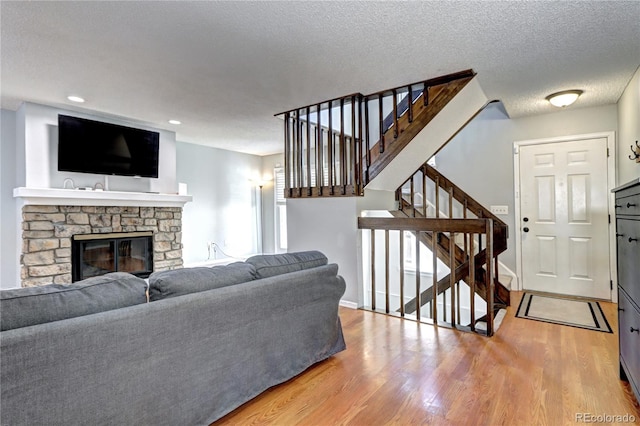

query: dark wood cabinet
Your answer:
[614,178,640,403]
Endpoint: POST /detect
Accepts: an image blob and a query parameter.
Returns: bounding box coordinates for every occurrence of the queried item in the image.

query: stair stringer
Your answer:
[365,77,489,192]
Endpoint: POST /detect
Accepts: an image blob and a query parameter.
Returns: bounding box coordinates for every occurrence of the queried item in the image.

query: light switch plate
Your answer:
[490,205,509,215]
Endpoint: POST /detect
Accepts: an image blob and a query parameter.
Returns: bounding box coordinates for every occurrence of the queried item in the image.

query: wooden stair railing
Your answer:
[282,95,363,198]
[365,70,475,183]
[394,199,510,308]
[394,163,510,315]
[358,217,497,336]
[275,70,476,198]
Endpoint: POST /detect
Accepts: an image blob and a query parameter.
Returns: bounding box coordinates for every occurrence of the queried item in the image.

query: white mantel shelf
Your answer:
[14,187,192,208]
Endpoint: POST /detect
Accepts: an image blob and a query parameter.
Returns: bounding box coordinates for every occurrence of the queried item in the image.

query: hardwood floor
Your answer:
[215,291,639,425]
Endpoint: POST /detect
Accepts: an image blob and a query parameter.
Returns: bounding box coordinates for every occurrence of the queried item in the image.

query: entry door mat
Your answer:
[516,292,612,333]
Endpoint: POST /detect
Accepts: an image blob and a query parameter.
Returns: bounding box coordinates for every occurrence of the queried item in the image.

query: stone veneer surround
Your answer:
[21,205,183,287]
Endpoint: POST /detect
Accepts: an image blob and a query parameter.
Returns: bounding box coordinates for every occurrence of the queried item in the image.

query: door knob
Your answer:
[523,227,530,233]
[523,217,529,222]
[631,327,639,333]
[628,203,637,208]
[629,237,638,243]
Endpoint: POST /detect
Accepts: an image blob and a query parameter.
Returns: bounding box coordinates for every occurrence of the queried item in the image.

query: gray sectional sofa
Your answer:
[0,251,346,425]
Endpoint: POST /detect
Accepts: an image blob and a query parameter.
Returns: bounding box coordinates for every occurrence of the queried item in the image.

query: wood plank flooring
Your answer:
[215,292,639,425]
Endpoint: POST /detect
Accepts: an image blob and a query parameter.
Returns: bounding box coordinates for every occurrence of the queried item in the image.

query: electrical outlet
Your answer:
[490,205,509,215]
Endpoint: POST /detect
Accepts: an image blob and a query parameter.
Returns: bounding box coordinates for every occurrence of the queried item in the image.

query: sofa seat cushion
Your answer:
[148,262,257,301]
[0,272,147,331]
[246,251,328,279]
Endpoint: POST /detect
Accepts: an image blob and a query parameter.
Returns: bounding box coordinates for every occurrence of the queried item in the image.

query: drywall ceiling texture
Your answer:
[1,1,639,155]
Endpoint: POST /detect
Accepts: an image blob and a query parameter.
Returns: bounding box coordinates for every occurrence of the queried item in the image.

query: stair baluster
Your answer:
[306,106,311,196]
[469,233,476,332]
[385,230,390,314]
[392,89,398,139]
[316,104,323,195]
[364,96,371,182]
[431,230,437,322]
[378,95,384,154]
[284,111,291,197]
[351,95,357,194]
[328,102,334,195]
[399,230,405,318]
[407,84,413,123]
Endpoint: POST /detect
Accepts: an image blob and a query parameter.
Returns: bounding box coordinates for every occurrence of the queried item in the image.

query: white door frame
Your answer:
[513,131,617,302]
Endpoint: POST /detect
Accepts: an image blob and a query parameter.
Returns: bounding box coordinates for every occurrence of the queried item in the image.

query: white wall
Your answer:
[261,153,284,254]
[176,142,262,265]
[435,103,618,272]
[617,66,640,184]
[16,102,177,193]
[1,110,18,288]
[287,197,360,303]
[287,188,395,305]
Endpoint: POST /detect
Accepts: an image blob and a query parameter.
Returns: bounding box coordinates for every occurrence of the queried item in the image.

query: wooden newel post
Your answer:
[485,219,494,336]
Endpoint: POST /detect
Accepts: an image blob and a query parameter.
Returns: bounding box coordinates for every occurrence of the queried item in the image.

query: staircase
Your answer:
[395,163,510,313]
[277,69,483,197]
[277,70,509,335]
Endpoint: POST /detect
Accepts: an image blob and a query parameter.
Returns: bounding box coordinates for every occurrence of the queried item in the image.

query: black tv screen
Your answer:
[58,114,160,178]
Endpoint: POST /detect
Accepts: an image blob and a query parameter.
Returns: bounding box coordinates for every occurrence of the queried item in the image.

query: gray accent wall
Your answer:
[435,103,618,272]
[1,110,18,288]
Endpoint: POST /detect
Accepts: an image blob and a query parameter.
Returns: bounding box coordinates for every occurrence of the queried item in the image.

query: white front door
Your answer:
[519,137,611,300]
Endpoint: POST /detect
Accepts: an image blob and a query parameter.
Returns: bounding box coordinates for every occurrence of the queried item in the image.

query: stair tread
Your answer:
[499,275,513,289]
[475,308,507,333]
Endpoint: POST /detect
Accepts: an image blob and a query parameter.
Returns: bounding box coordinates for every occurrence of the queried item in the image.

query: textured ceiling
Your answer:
[1,1,639,156]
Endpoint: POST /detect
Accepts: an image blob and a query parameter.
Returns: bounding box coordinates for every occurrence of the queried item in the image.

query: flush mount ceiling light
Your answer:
[546,90,583,107]
[168,119,181,125]
[67,95,85,103]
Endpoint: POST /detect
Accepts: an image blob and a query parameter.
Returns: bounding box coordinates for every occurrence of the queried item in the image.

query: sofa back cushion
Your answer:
[0,272,147,331]
[246,251,328,279]
[148,262,256,301]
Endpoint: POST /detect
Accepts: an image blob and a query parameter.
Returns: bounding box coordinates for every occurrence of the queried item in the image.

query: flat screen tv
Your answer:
[58,114,160,178]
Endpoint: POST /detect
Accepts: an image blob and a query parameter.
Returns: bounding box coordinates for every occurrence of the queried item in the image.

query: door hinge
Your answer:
[607,148,610,157]
[609,214,611,224]
[610,280,613,290]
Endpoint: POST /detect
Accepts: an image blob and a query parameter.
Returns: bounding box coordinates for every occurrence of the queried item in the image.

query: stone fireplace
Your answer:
[15,188,191,287]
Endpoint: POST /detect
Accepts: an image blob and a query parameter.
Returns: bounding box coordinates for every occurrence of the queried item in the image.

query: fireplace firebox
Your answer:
[72,232,154,282]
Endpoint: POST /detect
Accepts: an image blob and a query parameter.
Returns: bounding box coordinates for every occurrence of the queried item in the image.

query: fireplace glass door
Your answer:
[72,232,153,281]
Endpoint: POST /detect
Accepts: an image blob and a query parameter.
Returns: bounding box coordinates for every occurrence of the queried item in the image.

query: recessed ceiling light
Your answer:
[168,119,181,125]
[546,90,583,108]
[67,95,85,103]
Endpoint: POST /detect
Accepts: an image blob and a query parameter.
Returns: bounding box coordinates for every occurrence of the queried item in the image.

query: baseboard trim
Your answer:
[339,300,359,309]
